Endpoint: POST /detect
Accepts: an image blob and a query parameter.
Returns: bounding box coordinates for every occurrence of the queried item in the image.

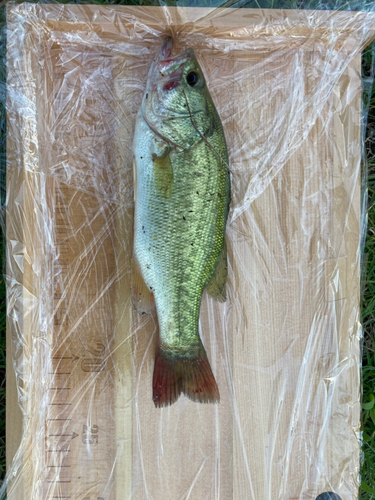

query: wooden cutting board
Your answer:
[5,5,375,500]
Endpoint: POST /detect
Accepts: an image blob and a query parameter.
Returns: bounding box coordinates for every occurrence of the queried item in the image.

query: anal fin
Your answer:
[206,239,228,302]
[131,258,155,315]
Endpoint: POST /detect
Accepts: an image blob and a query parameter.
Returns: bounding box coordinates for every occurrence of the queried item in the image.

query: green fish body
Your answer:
[132,38,230,407]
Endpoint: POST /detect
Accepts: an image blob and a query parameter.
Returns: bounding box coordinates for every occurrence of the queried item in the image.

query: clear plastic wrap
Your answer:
[2,3,375,499]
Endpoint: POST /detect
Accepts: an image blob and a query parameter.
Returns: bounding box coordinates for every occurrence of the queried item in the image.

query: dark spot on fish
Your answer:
[196,191,199,195]
[210,193,215,196]
[150,287,153,290]
[146,93,148,99]
[194,172,204,177]
[188,210,193,213]
[139,293,142,295]
[142,226,144,229]
[191,243,194,246]
[207,199,212,202]
[183,216,186,221]
[140,156,143,159]
[142,312,146,315]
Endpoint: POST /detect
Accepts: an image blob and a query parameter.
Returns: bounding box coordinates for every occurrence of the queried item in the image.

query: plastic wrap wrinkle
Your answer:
[3,4,375,500]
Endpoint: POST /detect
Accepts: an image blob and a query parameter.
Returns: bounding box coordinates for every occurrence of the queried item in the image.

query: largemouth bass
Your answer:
[132,38,230,407]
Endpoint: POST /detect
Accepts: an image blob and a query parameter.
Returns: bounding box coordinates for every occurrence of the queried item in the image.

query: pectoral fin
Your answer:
[131,258,156,315]
[153,152,173,199]
[206,240,228,302]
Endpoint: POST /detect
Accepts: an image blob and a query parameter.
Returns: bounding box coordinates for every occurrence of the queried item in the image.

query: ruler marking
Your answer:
[51,355,79,361]
[49,180,114,497]
[47,450,71,453]
[48,434,74,437]
[47,152,73,499]
[48,403,72,406]
[47,418,71,421]
[48,373,72,375]
[46,480,71,483]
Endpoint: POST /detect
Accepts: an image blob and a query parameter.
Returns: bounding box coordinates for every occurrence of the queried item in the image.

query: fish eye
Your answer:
[186,71,199,87]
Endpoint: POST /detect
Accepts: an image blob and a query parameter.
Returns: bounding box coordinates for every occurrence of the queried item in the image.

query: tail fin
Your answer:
[153,344,220,407]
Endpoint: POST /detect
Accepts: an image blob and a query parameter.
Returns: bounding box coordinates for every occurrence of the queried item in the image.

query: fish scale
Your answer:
[132,37,230,407]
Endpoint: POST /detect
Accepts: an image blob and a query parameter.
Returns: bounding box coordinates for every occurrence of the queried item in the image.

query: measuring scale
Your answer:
[41,38,134,500]
[45,180,116,500]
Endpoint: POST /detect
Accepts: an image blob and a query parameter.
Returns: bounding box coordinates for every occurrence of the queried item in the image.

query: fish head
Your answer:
[142,38,216,150]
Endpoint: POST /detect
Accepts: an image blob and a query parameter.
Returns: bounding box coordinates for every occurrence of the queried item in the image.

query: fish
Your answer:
[132,37,230,407]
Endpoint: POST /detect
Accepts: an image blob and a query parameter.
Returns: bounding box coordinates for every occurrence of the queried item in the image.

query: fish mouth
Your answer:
[155,37,195,78]
[158,50,194,78]
[141,38,200,149]
[146,39,195,103]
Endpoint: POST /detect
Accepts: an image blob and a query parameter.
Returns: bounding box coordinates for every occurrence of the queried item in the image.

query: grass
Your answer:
[0,239,4,483]
[0,1,375,498]
[361,42,375,500]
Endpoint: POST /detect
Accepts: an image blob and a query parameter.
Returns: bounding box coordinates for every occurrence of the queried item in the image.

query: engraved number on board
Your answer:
[82,424,99,445]
[85,342,105,357]
[81,342,106,372]
[81,358,106,372]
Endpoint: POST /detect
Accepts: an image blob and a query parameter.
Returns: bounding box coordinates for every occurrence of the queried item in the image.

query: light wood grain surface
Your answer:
[5,5,375,500]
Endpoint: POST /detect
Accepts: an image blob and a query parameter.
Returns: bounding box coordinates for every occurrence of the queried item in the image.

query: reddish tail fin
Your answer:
[153,345,220,408]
